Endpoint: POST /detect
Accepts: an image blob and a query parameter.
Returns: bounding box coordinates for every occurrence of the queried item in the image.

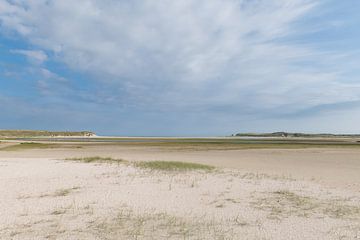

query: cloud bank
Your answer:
[1,0,360,134]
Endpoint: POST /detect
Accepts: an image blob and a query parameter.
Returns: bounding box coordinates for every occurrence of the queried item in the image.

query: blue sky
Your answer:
[0,0,360,136]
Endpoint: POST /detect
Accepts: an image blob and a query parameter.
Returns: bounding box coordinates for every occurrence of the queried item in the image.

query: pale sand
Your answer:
[1,144,360,189]
[0,145,359,239]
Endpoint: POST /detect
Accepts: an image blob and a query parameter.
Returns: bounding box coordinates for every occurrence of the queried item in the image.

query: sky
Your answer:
[0,0,360,136]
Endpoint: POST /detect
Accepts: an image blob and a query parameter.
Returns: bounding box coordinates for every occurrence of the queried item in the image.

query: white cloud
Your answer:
[0,0,359,116]
[11,49,48,64]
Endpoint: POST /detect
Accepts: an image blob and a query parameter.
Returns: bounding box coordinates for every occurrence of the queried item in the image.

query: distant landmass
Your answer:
[0,130,96,137]
[233,132,360,138]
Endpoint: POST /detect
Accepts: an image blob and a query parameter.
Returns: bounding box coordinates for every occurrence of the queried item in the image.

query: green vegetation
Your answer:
[65,156,125,163]
[0,129,95,137]
[9,137,360,150]
[135,161,215,171]
[66,157,214,172]
[235,131,360,138]
[2,135,360,151]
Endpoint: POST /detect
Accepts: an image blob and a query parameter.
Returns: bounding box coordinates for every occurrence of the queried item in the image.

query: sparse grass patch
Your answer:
[252,190,320,219]
[252,190,360,220]
[53,188,73,197]
[40,187,80,198]
[135,161,215,171]
[324,202,360,219]
[227,171,295,181]
[65,156,125,164]
[92,207,245,239]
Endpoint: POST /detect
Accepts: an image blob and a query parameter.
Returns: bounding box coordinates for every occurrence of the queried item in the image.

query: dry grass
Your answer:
[323,202,360,219]
[52,187,79,197]
[39,187,80,198]
[93,207,247,240]
[252,190,360,220]
[50,210,66,215]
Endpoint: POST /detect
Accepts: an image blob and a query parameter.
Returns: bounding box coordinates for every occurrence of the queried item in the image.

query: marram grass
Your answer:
[135,161,215,171]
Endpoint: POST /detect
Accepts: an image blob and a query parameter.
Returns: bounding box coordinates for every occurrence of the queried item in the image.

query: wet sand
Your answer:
[1,142,359,189]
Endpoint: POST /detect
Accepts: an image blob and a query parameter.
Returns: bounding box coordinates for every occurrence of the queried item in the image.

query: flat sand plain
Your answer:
[0,139,359,239]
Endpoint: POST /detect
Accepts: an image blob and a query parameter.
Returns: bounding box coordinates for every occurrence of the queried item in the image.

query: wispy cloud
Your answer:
[11,49,48,64]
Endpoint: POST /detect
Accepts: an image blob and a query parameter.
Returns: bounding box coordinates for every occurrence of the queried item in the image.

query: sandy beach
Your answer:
[0,141,359,239]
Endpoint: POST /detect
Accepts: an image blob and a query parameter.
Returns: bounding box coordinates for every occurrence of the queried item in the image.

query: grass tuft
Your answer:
[51,210,66,215]
[39,187,80,198]
[65,156,125,163]
[135,161,215,171]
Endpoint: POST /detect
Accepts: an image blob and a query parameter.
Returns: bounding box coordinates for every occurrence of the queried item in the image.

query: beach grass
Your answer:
[65,156,125,163]
[135,161,215,171]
